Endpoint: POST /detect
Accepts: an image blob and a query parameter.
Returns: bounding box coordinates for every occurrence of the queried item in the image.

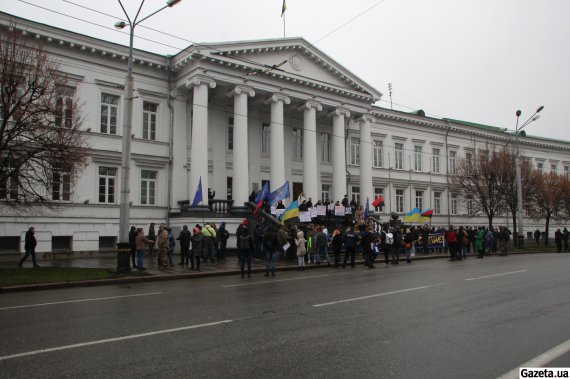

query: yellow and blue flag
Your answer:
[279,200,299,223]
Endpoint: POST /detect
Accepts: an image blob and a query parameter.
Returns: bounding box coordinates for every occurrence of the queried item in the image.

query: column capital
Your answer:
[264,93,291,105]
[327,107,351,118]
[186,75,216,90]
[227,85,255,98]
[355,114,376,124]
[297,100,322,112]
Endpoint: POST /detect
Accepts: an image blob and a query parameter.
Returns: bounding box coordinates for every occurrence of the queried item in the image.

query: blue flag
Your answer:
[255,181,270,203]
[269,181,290,205]
[191,177,203,208]
[364,197,369,220]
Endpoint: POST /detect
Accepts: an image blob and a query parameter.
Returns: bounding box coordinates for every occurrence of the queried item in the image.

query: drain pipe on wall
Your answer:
[444,120,451,228]
[166,57,174,227]
[345,118,351,200]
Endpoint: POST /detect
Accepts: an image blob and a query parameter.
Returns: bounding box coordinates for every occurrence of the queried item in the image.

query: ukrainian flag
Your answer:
[403,208,421,223]
[279,200,299,223]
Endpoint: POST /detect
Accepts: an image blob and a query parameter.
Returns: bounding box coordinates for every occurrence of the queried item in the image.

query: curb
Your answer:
[0,250,557,293]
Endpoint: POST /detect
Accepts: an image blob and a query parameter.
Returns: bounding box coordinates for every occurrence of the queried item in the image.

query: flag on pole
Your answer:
[191,176,203,208]
[279,200,299,223]
[364,197,370,220]
[254,198,264,218]
[403,208,421,223]
[372,195,385,208]
[281,0,287,17]
[255,181,270,203]
[269,181,290,204]
[421,209,434,219]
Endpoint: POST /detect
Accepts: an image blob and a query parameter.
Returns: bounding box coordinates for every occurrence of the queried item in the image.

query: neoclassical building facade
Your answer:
[1,12,569,253]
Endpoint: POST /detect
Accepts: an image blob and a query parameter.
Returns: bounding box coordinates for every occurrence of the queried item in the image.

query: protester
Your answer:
[263,225,279,277]
[177,225,191,266]
[296,228,307,271]
[218,222,230,260]
[129,226,137,269]
[167,228,176,267]
[201,223,217,263]
[190,227,203,271]
[563,227,569,252]
[135,228,153,270]
[147,223,157,257]
[475,227,485,259]
[157,224,169,270]
[555,229,563,253]
[315,226,331,266]
[18,227,39,268]
[331,228,343,267]
[342,226,357,268]
[445,226,458,261]
[236,219,253,278]
[360,225,376,268]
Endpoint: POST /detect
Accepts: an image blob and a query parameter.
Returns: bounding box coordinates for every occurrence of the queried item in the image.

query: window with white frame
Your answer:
[537,162,543,172]
[292,128,303,159]
[100,93,119,135]
[349,137,360,165]
[351,186,360,205]
[449,151,457,174]
[551,164,557,172]
[227,117,234,151]
[52,169,71,201]
[142,101,158,141]
[414,146,422,172]
[451,193,458,215]
[373,140,383,168]
[0,160,18,200]
[98,167,117,204]
[55,87,74,128]
[433,191,441,215]
[321,184,331,202]
[374,187,384,212]
[396,189,404,213]
[415,190,423,210]
[261,122,270,154]
[432,148,440,173]
[320,133,331,163]
[140,170,157,205]
[395,143,404,170]
[564,165,569,178]
[467,195,474,215]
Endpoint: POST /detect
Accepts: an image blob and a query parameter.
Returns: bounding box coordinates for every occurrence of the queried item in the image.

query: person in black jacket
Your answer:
[343,227,357,268]
[359,225,376,268]
[263,225,279,277]
[129,226,137,268]
[19,227,39,268]
[236,220,254,278]
[177,225,191,266]
[218,222,230,260]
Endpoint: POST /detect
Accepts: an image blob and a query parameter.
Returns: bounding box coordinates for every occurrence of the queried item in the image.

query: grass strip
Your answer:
[0,267,149,287]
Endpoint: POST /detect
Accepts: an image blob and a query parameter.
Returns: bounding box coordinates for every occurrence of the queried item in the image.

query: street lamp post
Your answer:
[514,105,544,249]
[115,0,181,246]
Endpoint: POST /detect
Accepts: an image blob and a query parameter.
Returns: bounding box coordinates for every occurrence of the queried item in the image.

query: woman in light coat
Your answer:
[296,230,307,271]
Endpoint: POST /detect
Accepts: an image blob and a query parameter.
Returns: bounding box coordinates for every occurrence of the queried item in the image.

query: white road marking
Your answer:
[497,338,570,379]
[222,274,330,288]
[0,319,233,362]
[0,292,163,311]
[312,284,436,307]
[465,270,527,281]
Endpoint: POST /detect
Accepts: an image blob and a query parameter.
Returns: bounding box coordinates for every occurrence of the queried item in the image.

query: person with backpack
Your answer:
[236,219,253,278]
[342,226,358,268]
[403,227,415,263]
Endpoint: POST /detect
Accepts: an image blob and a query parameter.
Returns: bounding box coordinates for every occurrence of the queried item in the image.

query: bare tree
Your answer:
[527,171,565,245]
[451,146,504,228]
[0,25,88,209]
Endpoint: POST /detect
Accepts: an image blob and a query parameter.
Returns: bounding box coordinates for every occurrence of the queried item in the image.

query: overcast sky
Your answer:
[3,0,569,141]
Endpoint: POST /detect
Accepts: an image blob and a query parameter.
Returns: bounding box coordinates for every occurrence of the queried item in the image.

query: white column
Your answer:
[298,100,322,202]
[227,85,255,208]
[264,93,291,194]
[357,114,375,208]
[328,107,350,203]
[186,75,216,208]
[170,90,187,212]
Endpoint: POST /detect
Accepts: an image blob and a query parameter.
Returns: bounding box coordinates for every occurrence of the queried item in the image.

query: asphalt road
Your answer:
[1,253,569,378]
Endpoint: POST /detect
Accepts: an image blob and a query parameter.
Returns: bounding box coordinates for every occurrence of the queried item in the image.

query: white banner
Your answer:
[275,209,285,218]
[316,205,327,216]
[270,206,277,215]
[300,211,312,223]
[334,206,345,216]
[310,207,318,218]
[345,206,353,215]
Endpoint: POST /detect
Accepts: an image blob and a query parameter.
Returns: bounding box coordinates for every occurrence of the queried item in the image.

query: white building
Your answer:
[1,12,569,253]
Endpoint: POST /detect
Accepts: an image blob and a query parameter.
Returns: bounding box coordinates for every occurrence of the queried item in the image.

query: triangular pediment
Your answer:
[174,38,382,103]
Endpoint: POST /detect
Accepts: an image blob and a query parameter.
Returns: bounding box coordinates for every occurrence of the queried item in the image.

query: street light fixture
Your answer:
[115,0,181,250]
[514,105,544,249]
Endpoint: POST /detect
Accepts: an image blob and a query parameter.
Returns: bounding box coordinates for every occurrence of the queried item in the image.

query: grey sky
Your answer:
[3,0,569,141]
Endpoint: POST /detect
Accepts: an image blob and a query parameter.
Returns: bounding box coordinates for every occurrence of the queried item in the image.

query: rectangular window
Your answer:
[432,148,440,174]
[564,166,569,178]
[451,194,458,215]
[351,186,360,205]
[373,140,383,168]
[537,162,543,171]
[0,160,18,200]
[100,93,119,134]
[98,167,117,204]
[140,170,157,205]
[55,88,74,128]
[551,164,557,172]
[374,187,384,212]
[449,151,457,174]
[52,170,71,201]
[52,236,72,251]
[261,122,270,154]
[0,237,20,252]
[414,146,422,172]
[350,137,360,165]
[396,189,404,213]
[99,236,117,250]
[292,128,303,159]
[227,117,234,151]
[395,143,404,170]
[142,101,158,140]
[321,184,331,202]
[226,177,232,201]
[415,190,423,210]
[320,133,331,163]
[467,195,474,215]
[433,192,441,215]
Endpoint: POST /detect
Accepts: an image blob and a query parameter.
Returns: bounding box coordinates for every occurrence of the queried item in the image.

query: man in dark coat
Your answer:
[19,227,39,268]
[177,225,191,266]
